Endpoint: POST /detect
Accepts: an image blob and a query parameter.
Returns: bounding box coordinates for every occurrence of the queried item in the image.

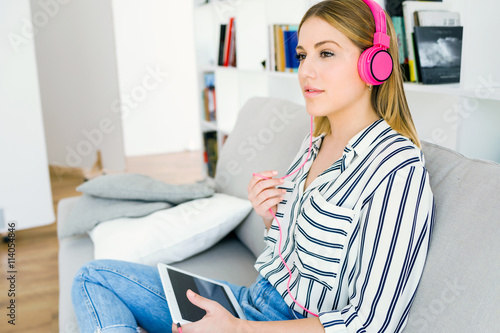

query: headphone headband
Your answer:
[357,0,393,85]
[360,0,390,48]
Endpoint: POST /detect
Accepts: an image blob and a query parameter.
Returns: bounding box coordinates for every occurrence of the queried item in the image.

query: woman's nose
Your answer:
[298,59,316,79]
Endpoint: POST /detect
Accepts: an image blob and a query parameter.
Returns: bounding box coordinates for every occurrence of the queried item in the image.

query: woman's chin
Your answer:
[305,102,328,117]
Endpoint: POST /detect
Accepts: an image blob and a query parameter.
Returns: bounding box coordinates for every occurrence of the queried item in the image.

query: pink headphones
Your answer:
[358,0,393,85]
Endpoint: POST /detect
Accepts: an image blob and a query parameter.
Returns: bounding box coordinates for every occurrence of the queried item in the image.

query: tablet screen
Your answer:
[167,268,239,322]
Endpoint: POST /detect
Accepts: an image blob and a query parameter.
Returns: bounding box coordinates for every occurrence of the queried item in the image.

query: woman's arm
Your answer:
[172,290,325,333]
[243,317,324,333]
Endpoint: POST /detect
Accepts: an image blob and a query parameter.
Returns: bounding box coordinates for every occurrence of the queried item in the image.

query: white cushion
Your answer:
[88,193,252,265]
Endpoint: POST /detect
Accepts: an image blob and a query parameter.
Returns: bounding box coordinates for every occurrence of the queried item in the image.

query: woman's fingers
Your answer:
[254,187,286,206]
[248,176,283,199]
[247,170,278,192]
[247,171,288,221]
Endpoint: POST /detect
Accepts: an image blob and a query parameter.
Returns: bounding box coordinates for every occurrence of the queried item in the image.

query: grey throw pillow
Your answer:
[76,174,216,204]
[59,194,172,238]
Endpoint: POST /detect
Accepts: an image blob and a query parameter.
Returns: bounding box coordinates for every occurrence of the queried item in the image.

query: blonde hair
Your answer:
[298,0,421,148]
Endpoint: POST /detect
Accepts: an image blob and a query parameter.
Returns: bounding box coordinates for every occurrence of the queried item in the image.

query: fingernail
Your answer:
[272,171,278,175]
[187,289,194,297]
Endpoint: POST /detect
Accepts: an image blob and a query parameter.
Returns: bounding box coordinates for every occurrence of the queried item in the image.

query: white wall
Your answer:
[112,0,201,156]
[450,0,500,162]
[0,0,55,231]
[31,0,126,170]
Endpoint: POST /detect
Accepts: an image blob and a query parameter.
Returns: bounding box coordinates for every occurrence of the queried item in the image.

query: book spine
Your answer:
[203,88,210,121]
[210,88,216,121]
[402,2,419,82]
[289,25,299,72]
[203,131,218,177]
[411,31,422,83]
[391,16,407,64]
[276,25,286,72]
[224,17,234,67]
[268,24,276,71]
[283,25,291,72]
[229,20,236,67]
[273,25,281,72]
[284,27,299,73]
[218,25,227,66]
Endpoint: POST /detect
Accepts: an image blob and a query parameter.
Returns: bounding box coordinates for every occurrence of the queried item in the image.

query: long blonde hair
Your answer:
[298,0,421,148]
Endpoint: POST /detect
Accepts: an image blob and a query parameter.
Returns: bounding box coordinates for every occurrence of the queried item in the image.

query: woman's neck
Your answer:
[325,108,380,149]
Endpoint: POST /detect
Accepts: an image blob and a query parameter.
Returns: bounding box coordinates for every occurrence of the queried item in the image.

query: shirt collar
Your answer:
[345,118,391,158]
[311,134,326,154]
[311,118,392,170]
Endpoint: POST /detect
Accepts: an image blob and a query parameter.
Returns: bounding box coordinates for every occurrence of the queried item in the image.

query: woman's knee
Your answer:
[71,260,119,296]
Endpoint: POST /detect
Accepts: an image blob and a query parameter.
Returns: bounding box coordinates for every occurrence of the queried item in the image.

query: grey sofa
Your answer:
[58,97,500,333]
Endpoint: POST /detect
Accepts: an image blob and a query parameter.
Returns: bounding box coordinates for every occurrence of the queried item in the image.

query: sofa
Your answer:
[58,97,500,333]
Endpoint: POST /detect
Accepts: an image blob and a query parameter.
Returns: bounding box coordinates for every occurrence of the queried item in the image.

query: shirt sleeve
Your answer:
[318,165,435,332]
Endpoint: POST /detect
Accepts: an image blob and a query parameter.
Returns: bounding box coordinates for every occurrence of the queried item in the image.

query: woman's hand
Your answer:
[171,290,244,333]
[247,170,286,230]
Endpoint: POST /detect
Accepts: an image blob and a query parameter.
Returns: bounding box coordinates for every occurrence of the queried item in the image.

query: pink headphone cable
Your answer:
[252,115,319,318]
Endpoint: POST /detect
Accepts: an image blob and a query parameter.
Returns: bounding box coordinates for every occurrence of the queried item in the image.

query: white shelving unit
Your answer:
[193,0,500,171]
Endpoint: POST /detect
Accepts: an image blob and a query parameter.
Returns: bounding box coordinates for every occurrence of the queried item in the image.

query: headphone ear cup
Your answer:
[358,47,393,85]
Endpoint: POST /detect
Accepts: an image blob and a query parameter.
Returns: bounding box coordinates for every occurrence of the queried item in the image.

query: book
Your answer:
[415,10,461,27]
[275,25,286,72]
[391,16,407,64]
[227,18,236,67]
[224,17,235,67]
[202,131,218,178]
[413,26,463,84]
[268,24,276,71]
[202,72,216,121]
[385,0,404,17]
[402,1,451,82]
[203,71,215,88]
[391,16,410,81]
[284,26,299,73]
[269,24,300,72]
[218,24,226,66]
[203,87,216,121]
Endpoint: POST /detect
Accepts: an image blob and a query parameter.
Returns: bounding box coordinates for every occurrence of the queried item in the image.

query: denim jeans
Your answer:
[72,259,304,333]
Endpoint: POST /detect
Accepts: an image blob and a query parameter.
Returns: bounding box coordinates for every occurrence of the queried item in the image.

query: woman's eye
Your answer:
[320,51,334,58]
[295,51,334,62]
[295,53,306,62]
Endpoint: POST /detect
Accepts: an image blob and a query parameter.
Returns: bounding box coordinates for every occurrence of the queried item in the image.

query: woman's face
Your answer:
[297,17,369,120]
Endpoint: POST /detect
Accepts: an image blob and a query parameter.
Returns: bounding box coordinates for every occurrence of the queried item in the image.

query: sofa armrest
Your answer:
[57,196,81,240]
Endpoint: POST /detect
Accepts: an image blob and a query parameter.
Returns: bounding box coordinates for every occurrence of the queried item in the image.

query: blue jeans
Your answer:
[71,259,304,333]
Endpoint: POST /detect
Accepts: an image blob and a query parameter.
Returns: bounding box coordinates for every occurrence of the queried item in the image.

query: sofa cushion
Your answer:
[77,173,216,204]
[60,194,172,238]
[404,141,500,332]
[88,193,252,265]
[215,97,310,257]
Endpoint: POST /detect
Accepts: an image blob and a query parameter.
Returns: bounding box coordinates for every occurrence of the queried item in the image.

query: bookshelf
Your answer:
[193,0,500,170]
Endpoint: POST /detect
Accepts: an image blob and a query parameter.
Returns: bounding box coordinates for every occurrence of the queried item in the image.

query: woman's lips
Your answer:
[304,86,325,98]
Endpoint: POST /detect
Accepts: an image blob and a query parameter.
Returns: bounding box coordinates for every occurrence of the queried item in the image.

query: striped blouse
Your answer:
[254,118,435,332]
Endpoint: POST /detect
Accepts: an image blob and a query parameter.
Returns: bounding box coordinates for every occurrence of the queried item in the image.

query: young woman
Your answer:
[72,1,435,332]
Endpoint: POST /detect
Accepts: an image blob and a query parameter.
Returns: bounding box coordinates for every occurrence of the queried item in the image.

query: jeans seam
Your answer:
[82,280,103,330]
[100,324,140,332]
[90,265,166,301]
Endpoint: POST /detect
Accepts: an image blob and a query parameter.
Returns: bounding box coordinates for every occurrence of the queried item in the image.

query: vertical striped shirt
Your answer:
[254,119,435,332]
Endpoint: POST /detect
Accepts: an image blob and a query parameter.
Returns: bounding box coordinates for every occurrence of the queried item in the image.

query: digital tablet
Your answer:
[157,263,247,325]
